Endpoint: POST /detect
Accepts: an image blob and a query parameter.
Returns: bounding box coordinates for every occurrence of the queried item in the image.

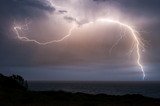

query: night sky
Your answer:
[0,0,160,81]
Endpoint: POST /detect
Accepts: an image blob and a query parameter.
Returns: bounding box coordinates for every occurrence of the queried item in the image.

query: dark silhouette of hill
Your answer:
[0,73,160,106]
[0,73,27,90]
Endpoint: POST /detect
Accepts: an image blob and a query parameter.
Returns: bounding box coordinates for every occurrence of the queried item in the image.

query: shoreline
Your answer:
[1,73,160,106]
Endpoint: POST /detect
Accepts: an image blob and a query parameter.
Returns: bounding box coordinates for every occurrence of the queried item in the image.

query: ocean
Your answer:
[28,81,160,98]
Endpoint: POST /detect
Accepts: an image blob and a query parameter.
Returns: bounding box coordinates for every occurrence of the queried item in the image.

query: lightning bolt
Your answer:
[13,23,76,45]
[13,0,145,80]
[109,25,125,55]
[97,19,145,79]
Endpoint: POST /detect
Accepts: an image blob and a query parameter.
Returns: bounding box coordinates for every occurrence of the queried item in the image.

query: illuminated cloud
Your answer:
[0,0,160,80]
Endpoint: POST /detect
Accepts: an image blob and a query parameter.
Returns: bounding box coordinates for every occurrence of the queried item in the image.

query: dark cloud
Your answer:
[58,10,68,14]
[63,16,76,23]
[63,16,89,26]
[0,0,55,19]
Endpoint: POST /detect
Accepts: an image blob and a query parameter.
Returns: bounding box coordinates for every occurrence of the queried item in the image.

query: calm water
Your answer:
[28,81,160,98]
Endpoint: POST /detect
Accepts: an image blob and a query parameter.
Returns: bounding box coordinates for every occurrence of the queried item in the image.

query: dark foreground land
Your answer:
[0,74,160,106]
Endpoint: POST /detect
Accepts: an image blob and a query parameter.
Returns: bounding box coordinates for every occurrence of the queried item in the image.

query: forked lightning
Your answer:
[13,0,145,79]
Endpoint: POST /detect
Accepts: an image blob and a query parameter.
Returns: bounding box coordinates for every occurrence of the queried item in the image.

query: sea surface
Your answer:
[28,81,160,98]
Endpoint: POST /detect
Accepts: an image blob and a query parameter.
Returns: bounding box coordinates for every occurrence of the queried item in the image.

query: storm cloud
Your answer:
[0,0,55,19]
[0,0,160,80]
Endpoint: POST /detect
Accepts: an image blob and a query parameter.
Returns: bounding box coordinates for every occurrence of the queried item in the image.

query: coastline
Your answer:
[1,74,160,106]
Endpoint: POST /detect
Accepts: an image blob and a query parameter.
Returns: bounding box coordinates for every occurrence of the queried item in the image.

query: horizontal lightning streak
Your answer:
[14,24,76,45]
[13,18,145,79]
[13,0,146,79]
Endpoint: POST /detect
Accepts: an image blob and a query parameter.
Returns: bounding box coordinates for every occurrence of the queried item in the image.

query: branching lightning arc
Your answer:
[13,0,145,79]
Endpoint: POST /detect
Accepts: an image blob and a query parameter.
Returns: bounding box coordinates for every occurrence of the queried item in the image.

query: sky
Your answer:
[0,0,160,81]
